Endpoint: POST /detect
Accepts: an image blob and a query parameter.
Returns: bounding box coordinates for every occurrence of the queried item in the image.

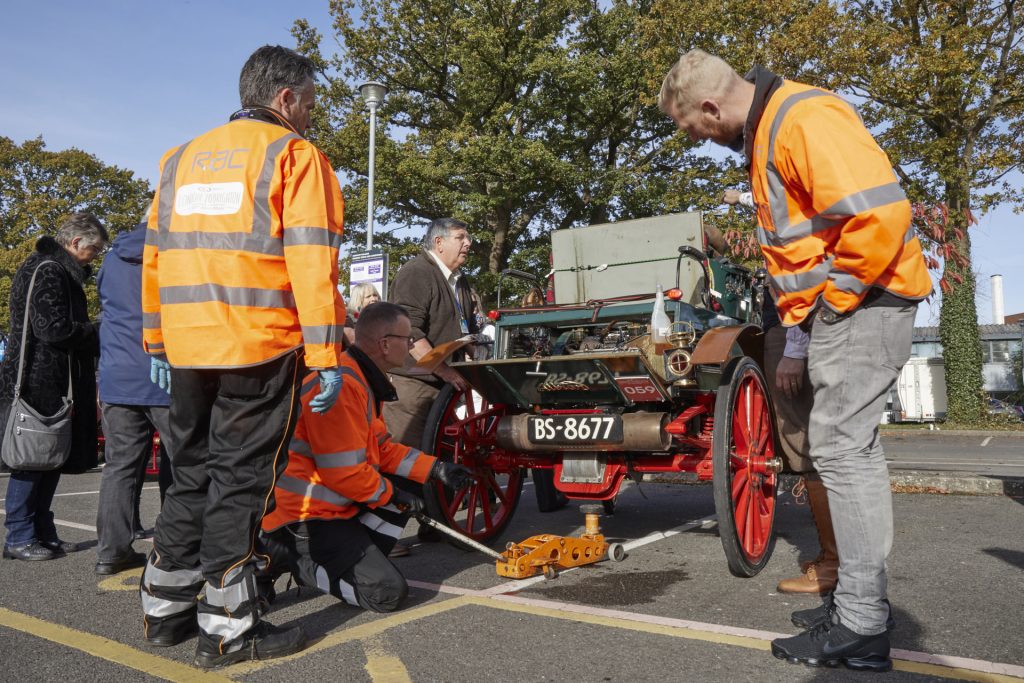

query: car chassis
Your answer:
[418,216,782,577]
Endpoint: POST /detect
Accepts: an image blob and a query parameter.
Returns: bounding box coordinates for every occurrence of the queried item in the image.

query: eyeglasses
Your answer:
[381,334,415,347]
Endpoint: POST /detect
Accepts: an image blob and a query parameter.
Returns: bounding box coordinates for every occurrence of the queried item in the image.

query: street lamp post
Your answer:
[358,81,388,251]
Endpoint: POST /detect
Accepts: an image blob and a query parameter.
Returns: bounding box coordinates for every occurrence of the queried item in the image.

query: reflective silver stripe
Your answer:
[770,258,834,293]
[903,224,916,243]
[821,182,905,218]
[315,565,333,594]
[159,284,296,309]
[145,227,160,247]
[334,574,359,606]
[141,592,195,618]
[142,312,161,330]
[359,511,404,539]
[302,324,345,346]
[284,226,343,250]
[197,611,255,640]
[156,230,282,255]
[252,133,301,238]
[828,268,871,295]
[204,579,252,610]
[315,448,367,468]
[290,437,313,458]
[757,214,840,248]
[143,562,203,588]
[158,144,189,236]
[377,431,390,446]
[366,476,388,504]
[763,89,848,240]
[147,342,165,352]
[393,448,423,478]
[276,474,352,508]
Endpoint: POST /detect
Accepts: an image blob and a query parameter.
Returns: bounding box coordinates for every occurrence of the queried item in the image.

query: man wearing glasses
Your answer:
[259,303,470,613]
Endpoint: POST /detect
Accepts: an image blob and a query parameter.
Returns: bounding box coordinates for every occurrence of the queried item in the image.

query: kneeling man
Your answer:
[260,302,470,612]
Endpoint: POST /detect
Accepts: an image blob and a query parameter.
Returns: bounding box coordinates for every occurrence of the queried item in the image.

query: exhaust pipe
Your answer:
[496,412,670,452]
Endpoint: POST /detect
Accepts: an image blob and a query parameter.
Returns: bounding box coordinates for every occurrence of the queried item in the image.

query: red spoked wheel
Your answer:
[421,385,524,544]
[711,356,779,577]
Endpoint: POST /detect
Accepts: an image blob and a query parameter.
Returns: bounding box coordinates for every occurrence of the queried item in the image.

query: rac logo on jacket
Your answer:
[191,147,249,172]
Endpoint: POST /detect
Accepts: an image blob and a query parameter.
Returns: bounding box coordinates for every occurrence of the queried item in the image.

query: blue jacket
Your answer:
[98,223,170,406]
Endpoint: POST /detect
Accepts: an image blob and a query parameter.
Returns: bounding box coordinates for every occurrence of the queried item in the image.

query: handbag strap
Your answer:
[12,262,74,403]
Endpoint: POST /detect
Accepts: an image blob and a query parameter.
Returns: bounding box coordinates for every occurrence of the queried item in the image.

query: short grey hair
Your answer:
[658,49,742,118]
[422,218,468,250]
[354,302,409,346]
[239,45,315,108]
[55,212,109,249]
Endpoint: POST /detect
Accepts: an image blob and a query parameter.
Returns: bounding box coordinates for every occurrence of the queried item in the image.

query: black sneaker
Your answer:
[772,620,892,672]
[193,621,307,669]
[791,593,897,631]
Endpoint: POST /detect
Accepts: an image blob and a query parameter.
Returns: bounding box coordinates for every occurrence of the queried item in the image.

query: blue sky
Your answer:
[2,1,1021,326]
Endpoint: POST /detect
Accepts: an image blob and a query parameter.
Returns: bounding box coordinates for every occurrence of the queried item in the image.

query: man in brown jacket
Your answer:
[385,218,477,452]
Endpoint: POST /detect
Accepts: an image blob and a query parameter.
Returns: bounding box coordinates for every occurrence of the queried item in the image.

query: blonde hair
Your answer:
[658,49,741,118]
[349,282,381,314]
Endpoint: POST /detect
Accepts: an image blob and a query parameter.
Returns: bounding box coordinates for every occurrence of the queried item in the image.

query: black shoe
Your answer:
[96,551,147,575]
[193,621,307,669]
[791,593,897,631]
[40,539,81,555]
[3,541,58,561]
[772,620,892,672]
[144,608,199,647]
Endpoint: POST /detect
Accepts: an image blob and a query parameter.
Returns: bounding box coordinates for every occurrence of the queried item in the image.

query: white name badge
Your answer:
[174,182,245,216]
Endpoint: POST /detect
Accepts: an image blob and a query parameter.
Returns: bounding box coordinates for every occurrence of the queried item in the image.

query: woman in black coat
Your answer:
[1,213,108,561]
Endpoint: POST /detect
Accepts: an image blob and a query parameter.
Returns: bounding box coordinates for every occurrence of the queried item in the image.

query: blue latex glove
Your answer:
[150,355,172,394]
[309,368,342,414]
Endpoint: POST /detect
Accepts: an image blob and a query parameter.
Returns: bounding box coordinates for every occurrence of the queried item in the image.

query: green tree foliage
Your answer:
[294,0,734,305]
[0,137,153,328]
[647,0,1023,421]
[809,0,1024,422]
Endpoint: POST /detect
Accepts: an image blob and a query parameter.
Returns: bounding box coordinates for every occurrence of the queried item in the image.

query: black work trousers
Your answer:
[143,349,303,648]
[262,500,410,613]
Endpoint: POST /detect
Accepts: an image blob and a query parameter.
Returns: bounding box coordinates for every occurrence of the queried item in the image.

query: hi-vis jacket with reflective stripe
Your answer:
[262,350,436,531]
[142,117,346,368]
[749,80,932,326]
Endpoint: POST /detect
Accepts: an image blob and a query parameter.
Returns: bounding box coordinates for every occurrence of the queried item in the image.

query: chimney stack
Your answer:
[991,274,1005,324]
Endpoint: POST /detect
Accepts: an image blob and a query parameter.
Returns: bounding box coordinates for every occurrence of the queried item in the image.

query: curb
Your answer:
[880,429,1024,438]
[645,471,1024,498]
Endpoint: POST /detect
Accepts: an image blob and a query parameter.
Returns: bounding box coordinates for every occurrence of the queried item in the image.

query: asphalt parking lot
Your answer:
[1,472,1022,682]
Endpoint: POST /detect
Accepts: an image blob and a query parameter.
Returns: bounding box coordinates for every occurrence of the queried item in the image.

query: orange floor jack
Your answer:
[416,506,626,580]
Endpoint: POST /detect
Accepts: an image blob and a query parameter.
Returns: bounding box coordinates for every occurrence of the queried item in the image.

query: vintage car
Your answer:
[417,213,782,577]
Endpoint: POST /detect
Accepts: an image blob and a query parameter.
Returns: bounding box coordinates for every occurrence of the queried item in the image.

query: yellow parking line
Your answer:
[363,638,413,683]
[226,595,472,676]
[467,597,1023,683]
[97,567,144,592]
[0,607,230,683]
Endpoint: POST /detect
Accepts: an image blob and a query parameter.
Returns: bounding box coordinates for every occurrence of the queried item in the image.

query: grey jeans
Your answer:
[807,303,915,635]
[96,403,171,561]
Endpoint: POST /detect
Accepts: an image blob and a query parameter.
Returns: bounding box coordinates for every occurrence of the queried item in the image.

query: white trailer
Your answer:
[892,357,948,422]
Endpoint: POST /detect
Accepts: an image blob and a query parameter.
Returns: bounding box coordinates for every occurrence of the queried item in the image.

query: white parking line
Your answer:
[0,485,159,505]
[981,436,993,447]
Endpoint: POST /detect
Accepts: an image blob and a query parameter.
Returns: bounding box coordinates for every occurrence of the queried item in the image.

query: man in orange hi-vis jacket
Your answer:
[260,302,471,613]
[139,45,346,669]
[659,50,931,673]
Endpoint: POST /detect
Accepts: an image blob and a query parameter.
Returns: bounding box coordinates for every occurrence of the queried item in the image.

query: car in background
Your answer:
[987,397,1024,421]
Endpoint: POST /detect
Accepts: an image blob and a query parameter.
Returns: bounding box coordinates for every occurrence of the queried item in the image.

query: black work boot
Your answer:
[771,619,892,672]
[791,593,897,631]
[193,621,307,669]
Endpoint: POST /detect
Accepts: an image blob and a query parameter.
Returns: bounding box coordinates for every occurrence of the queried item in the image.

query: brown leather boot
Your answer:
[777,477,838,594]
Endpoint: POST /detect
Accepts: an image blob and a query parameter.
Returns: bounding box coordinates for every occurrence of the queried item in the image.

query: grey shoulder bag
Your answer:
[1,262,74,471]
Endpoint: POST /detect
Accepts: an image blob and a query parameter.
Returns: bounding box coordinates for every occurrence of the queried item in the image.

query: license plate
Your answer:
[527,415,623,445]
